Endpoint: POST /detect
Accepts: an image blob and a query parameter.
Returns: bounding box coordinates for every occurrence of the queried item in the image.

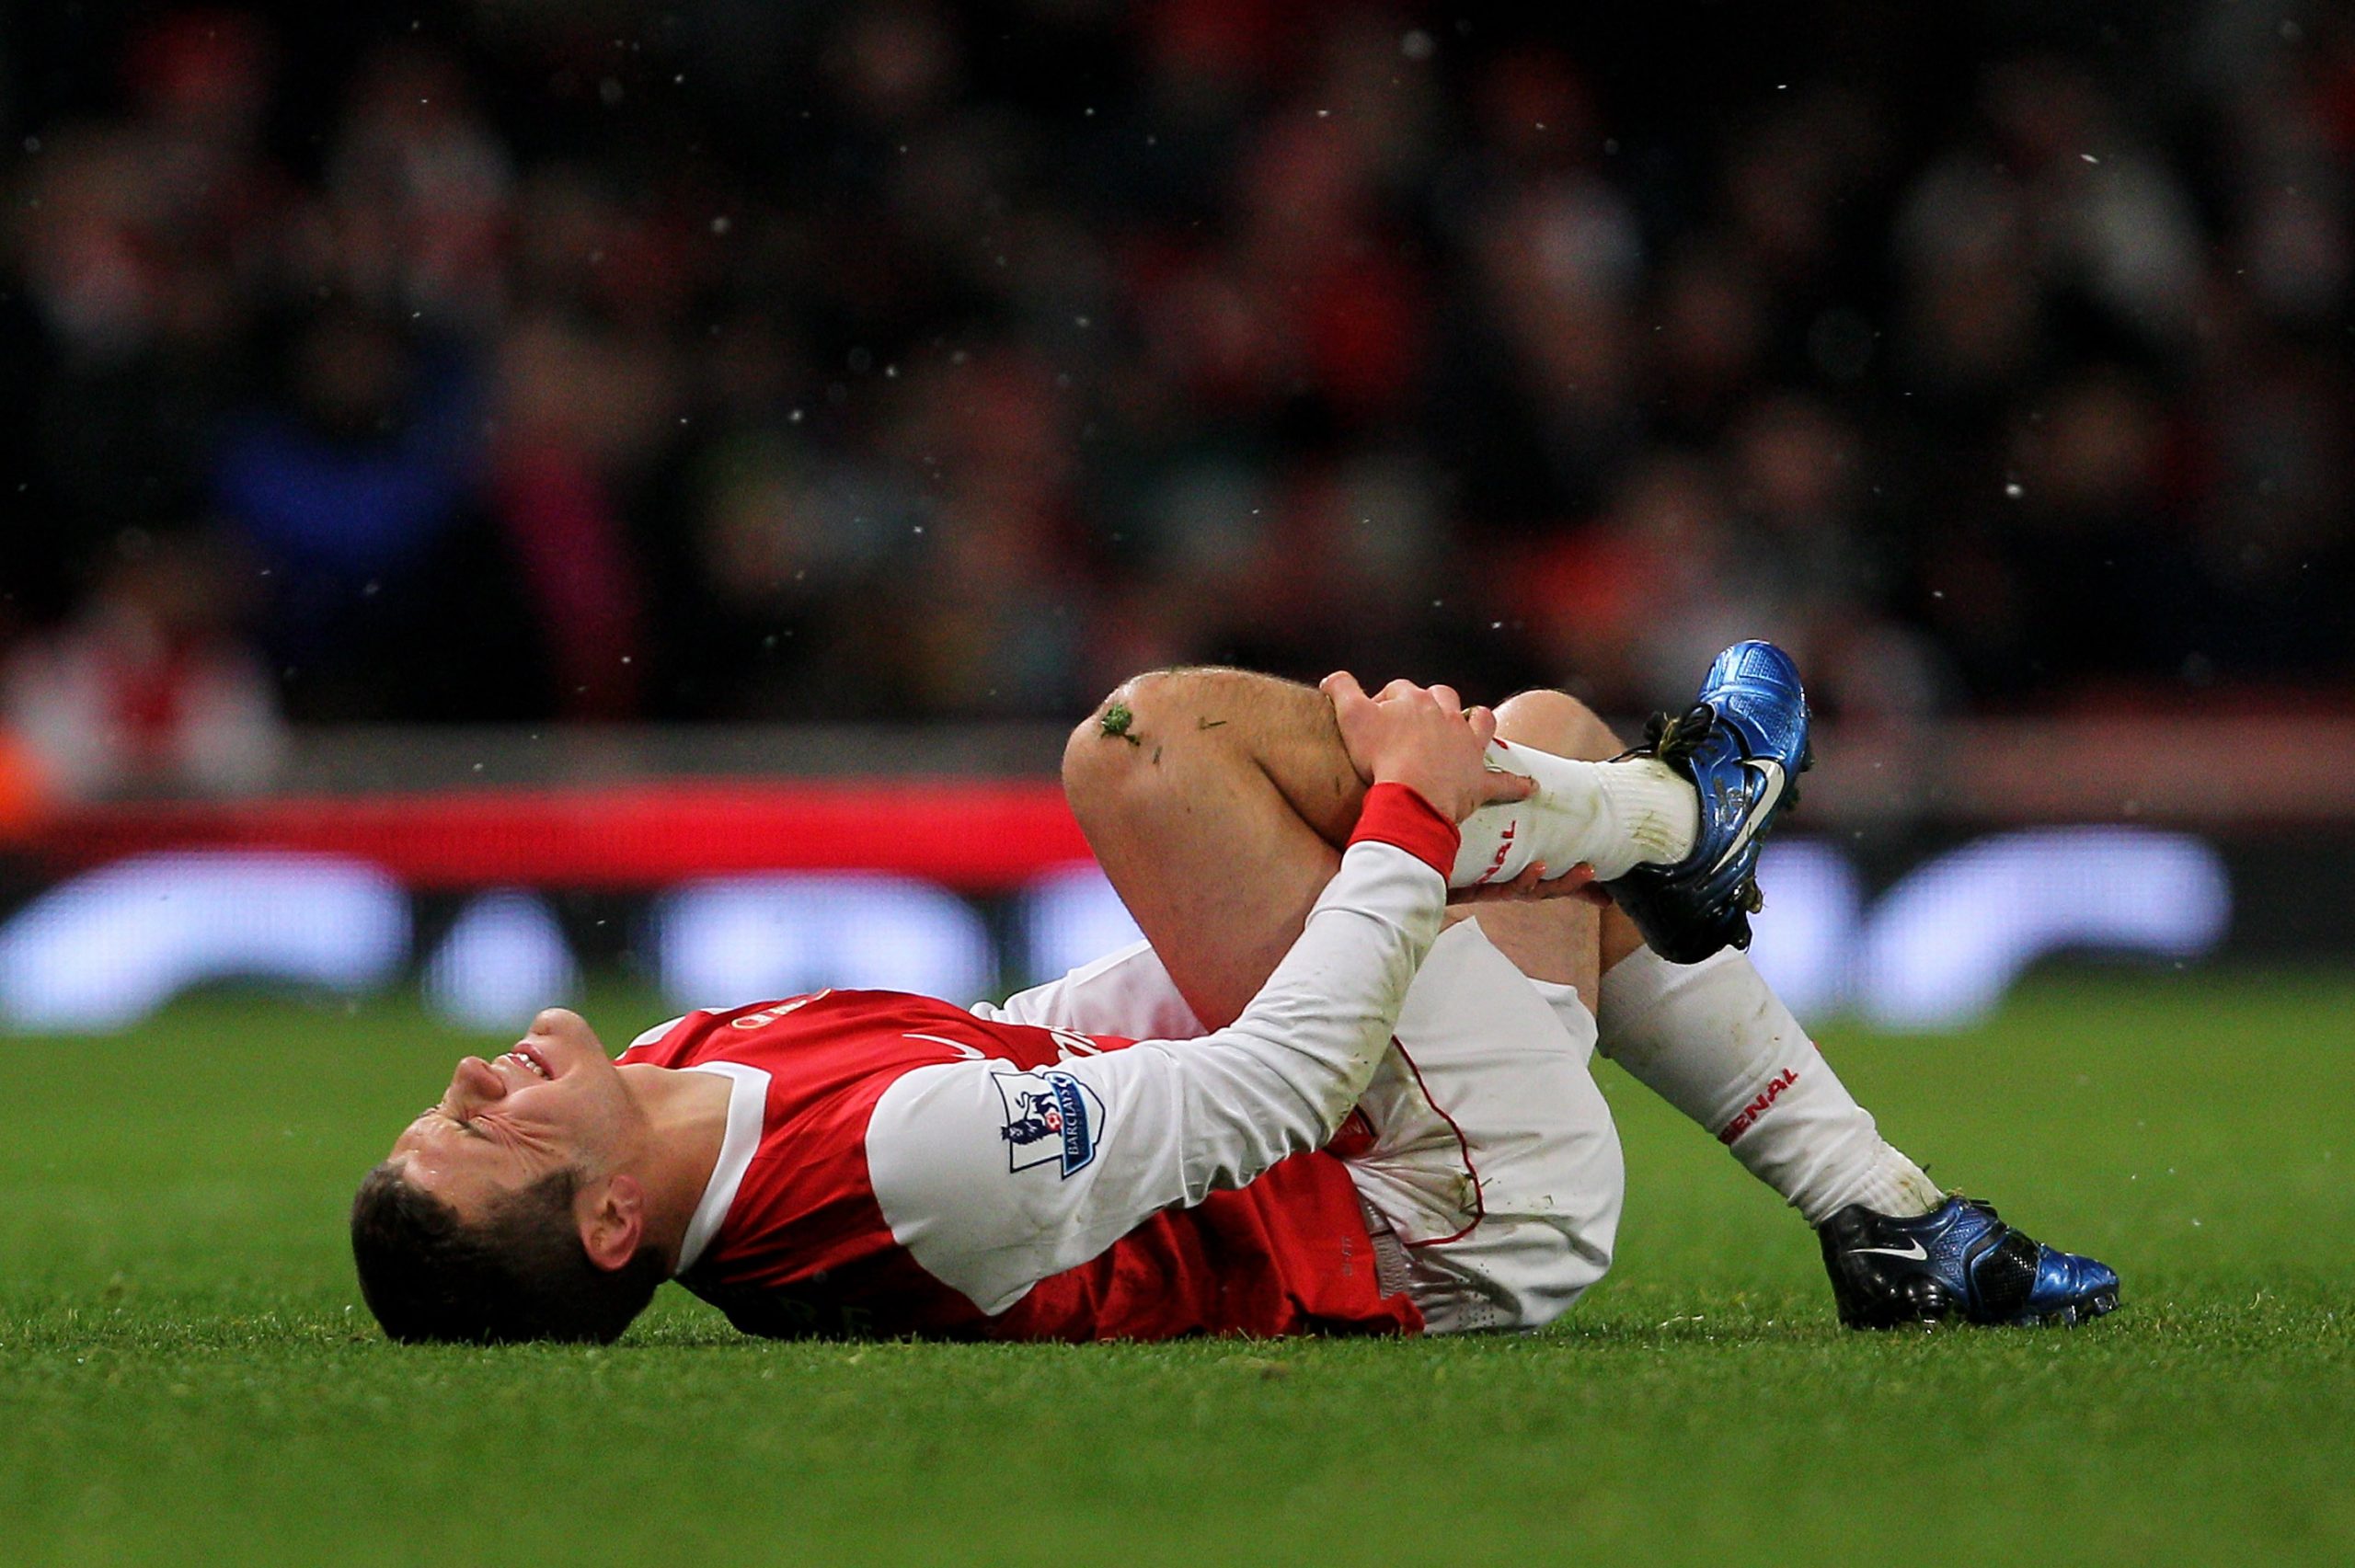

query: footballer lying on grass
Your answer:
[351,645,2117,1345]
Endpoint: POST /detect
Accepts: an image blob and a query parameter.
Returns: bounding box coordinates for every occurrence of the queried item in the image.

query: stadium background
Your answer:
[1,5,2350,1564]
[2,0,2348,1034]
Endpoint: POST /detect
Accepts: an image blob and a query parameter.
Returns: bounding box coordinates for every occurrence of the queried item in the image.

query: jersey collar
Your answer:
[672,1060,771,1276]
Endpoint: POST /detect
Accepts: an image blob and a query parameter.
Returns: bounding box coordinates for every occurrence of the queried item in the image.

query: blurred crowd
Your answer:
[1,1,2350,795]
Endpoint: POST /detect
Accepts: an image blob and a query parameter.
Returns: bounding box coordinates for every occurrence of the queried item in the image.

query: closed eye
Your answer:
[419,1107,490,1140]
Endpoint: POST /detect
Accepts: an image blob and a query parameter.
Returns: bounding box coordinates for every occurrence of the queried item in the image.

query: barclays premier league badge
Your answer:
[993,1070,1104,1178]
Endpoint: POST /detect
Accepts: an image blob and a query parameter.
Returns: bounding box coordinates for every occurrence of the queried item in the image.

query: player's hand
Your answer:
[1320,672,1536,824]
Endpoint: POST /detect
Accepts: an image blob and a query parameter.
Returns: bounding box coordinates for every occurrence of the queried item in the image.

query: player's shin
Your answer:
[1450,743,1697,887]
[1591,946,1942,1222]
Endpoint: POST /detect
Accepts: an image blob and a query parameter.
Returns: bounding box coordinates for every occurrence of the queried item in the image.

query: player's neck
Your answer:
[618,1063,735,1265]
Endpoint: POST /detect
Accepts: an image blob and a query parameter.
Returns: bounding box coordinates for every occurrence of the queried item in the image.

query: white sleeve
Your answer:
[867,839,1444,1314]
[975,940,1207,1040]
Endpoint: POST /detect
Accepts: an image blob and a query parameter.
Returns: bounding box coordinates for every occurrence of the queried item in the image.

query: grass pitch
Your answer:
[2,969,2349,1567]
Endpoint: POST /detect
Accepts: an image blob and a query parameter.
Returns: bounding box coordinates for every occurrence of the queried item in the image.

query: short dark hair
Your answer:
[350,1162,666,1344]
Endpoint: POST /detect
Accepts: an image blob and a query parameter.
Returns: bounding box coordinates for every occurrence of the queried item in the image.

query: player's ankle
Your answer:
[1450,748,1698,887]
[1591,758,1698,870]
[1807,1145,1944,1223]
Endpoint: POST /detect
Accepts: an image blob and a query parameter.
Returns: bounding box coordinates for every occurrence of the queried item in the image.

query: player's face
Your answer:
[387,1008,638,1220]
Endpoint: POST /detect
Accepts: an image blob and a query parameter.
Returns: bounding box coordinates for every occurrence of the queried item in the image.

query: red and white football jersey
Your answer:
[617,784,1465,1343]
[620,990,1414,1340]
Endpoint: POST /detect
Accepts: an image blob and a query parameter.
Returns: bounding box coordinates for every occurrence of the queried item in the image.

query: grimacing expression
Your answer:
[389,1008,637,1220]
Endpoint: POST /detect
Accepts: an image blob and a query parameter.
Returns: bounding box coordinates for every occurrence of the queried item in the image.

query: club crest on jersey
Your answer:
[993,1070,1104,1178]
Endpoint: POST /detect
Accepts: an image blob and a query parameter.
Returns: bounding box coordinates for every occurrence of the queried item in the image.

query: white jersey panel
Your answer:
[976,940,1206,1041]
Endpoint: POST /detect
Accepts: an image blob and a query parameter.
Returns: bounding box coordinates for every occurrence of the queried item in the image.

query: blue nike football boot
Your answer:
[1602,639,1812,964]
[1818,1195,2121,1329]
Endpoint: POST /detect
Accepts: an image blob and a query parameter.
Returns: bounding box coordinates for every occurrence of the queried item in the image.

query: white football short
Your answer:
[990,920,1626,1334]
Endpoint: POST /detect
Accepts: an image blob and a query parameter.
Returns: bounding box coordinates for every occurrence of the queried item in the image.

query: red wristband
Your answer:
[1349,782,1461,877]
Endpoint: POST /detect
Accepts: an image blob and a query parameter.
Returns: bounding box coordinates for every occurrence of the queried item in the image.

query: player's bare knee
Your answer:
[1494,688,1622,761]
[1064,673,1185,806]
[1062,698,1130,805]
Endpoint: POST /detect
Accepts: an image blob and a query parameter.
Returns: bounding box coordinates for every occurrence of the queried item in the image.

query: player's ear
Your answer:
[577,1173,646,1272]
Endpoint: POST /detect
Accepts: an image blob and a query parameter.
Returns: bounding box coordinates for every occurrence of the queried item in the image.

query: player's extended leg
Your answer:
[1477,701,2121,1329]
[1438,685,1896,1191]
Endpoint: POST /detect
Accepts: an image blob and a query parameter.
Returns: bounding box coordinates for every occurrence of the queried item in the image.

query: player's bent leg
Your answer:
[1063,669,1364,1029]
[1065,663,1730,1028]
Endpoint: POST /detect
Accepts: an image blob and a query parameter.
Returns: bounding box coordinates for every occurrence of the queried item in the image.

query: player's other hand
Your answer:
[1447,860,1609,907]
[1320,672,1536,824]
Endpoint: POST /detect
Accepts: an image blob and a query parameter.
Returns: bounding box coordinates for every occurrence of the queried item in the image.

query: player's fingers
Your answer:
[1478,766,1536,805]
[1429,683,1462,715]
[1445,860,1563,905]
[1465,704,1499,749]
[1375,677,1422,704]
[1542,864,1611,905]
[1320,670,1369,709]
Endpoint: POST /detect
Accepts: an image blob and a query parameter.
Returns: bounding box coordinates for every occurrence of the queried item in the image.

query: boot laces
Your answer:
[1633,702,1717,766]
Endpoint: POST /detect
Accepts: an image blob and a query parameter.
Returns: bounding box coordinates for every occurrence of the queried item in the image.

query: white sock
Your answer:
[1451,741,1698,887]
[1586,946,1943,1224]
